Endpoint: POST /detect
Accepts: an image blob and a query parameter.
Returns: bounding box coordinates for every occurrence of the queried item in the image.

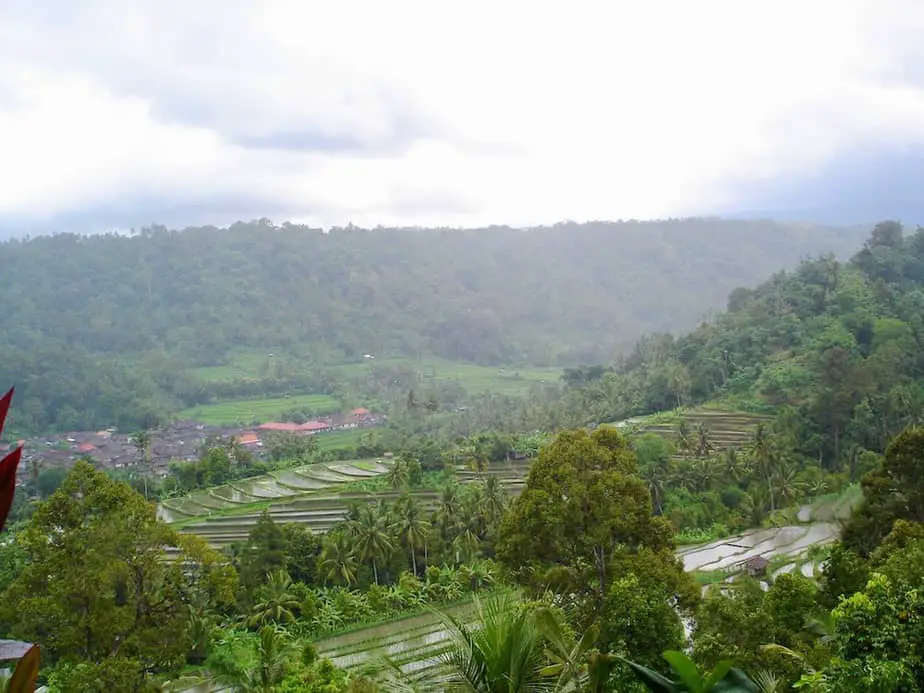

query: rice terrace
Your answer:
[161,404,862,685]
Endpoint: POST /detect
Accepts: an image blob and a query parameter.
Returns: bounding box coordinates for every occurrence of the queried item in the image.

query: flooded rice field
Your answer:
[680,522,838,573]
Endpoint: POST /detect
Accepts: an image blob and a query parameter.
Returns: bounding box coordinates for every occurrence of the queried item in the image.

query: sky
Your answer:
[1,0,924,235]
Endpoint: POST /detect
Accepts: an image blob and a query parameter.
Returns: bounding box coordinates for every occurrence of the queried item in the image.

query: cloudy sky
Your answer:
[1,0,923,235]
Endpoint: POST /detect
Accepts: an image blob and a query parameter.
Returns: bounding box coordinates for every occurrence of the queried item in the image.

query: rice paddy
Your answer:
[159,457,531,546]
[190,350,561,397]
[176,393,341,426]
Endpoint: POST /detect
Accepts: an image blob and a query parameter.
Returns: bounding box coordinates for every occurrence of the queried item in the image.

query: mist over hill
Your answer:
[0,216,873,431]
[3,218,870,363]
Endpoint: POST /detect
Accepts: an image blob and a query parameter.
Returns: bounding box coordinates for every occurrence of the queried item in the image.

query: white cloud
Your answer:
[1,0,923,231]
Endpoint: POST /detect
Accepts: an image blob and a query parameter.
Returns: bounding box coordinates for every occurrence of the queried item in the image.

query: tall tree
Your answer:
[496,428,674,612]
[130,429,152,500]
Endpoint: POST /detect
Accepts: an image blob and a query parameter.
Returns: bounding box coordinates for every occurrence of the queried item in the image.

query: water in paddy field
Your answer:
[679,523,838,572]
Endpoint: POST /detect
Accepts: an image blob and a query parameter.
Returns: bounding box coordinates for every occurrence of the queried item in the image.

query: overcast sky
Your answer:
[1,0,923,234]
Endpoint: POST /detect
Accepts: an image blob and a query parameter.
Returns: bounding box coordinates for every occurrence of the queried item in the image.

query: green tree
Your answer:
[318,532,359,587]
[394,494,431,575]
[496,428,674,610]
[349,502,396,585]
[843,427,924,555]
[240,510,288,590]
[623,650,759,692]
[1,460,235,686]
[282,523,323,585]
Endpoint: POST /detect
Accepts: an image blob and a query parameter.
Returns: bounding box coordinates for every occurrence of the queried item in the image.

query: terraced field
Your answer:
[315,603,472,684]
[615,407,773,453]
[157,459,392,525]
[165,458,532,547]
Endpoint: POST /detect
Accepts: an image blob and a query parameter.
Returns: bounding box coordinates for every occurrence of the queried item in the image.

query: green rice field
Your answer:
[190,350,560,397]
[163,457,532,547]
[331,356,559,396]
[189,351,280,382]
[176,393,341,426]
[315,428,366,452]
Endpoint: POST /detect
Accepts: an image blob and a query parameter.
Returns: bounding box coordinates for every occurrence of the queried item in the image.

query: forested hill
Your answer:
[3,218,866,367]
[568,220,924,469]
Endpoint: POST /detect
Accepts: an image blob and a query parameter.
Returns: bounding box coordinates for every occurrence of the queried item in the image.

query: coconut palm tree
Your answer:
[535,610,613,693]
[395,494,431,575]
[772,460,806,508]
[249,569,300,627]
[459,559,496,592]
[749,424,778,512]
[481,476,508,528]
[386,458,411,490]
[216,625,298,693]
[130,429,152,500]
[350,502,396,585]
[434,592,551,693]
[319,531,359,586]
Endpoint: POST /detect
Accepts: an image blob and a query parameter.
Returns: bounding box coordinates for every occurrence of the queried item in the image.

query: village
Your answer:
[0,407,381,477]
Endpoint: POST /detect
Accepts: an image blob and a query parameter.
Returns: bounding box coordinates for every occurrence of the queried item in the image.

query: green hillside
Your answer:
[566,220,924,470]
[0,218,868,433]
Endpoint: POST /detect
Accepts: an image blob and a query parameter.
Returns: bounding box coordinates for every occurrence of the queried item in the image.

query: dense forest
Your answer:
[0,218,868,433]
[559,221,924,469]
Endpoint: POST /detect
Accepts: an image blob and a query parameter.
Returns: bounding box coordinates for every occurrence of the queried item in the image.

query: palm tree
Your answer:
[436,481,463,540]
[249,569,300,627]
[694,422,716,459]
[130,429,152,500]
[481,476,508,528]
[750,424,778,512]
[772,460,805,508]
[387,458,411,490]
[319,532,359,586]
[217,625,298,693]
[434,593,551,692]
[350,502,396,585]
[186,606,215,665]
[459,559,496,591]
[536,610,613,693]
[395,494,431,575]
[722,448,747,483]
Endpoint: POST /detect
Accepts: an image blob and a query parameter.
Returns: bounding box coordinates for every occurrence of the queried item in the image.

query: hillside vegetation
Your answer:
[7,221,924,690]
[565,220,924,469]
[0,218,867,433]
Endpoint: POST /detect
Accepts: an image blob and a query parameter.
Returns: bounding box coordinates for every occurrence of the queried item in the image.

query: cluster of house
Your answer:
[238,408,377,448]
[4,407,380,478]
